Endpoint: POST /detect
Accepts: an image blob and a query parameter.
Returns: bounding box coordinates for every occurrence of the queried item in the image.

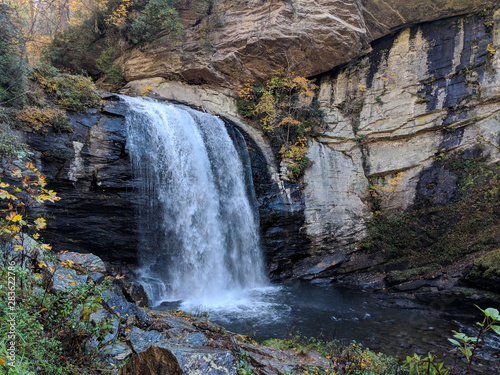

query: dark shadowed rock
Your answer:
[119,345,183,375]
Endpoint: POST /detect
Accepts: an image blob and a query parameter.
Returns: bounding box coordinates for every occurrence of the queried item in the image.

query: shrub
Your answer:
[96,47,124,86]
[16,106,71,135]
[0,160,113,374]
[128,0,183,45]
[236,73,322,181]
[0,4,28,107]
[32,64,100,112]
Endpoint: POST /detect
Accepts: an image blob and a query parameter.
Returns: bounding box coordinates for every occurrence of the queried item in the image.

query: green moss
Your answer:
[469,249,500,281]
[362,153,500,272]
[386,265,439,284]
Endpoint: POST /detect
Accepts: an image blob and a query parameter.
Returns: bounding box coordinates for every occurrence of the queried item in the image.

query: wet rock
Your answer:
[293,253,347,279]
[119,345,183,375]
[392,280,432,292]
[57,251,106,274]
[103,285,149,323]
[24,104,140,266]
[339,250,386,274]
[118,279,150,307]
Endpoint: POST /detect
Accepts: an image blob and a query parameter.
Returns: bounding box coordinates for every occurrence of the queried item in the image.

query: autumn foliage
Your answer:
[237,72,322,181]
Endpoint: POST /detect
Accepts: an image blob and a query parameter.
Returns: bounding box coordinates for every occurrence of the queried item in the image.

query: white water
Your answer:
[122,96,270,312]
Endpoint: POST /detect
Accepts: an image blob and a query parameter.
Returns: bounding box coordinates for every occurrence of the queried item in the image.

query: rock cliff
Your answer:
[119,0,499,87]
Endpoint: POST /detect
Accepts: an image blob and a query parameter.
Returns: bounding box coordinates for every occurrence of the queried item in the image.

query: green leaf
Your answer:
[484,307,500,321]
[448,338,460,346]
[491,324,500,335]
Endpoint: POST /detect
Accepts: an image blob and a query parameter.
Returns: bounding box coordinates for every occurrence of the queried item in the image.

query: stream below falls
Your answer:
[157,283,500,374]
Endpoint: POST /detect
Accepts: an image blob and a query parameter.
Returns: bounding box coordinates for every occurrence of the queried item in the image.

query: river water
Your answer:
[171,283,500,373]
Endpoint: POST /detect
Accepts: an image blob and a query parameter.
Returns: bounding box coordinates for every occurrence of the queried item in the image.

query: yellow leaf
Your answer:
[40,244,52,251]
[33,233,40,239]
[35,217,47,230]
[0,357,5,365]
[6,211,22,222]
[14,244,24,252]
[38,260,47,268]
[0,182,9,188]
[10,168,22,178]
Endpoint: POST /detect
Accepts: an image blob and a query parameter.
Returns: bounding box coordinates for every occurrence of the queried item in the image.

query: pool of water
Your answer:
[159,282,500,373]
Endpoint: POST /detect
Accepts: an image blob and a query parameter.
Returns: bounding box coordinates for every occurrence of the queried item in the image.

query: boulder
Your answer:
[155,343,237,375]
[103,285,149,323]
[51,267,88,292]
[57,251,106,274]
[126,326,166,353]
[119,345,183,375]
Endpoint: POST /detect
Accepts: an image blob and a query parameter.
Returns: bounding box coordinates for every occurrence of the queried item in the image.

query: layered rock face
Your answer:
[19,100,141,265]
[119,0,499,86]
[297,11,500,278]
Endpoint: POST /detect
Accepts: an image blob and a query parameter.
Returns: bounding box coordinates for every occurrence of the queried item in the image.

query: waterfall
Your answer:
[122,96,268,309]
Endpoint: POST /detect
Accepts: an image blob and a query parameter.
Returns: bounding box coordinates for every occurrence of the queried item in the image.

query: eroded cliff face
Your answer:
[118,0,499,87]
[296,10,500,279]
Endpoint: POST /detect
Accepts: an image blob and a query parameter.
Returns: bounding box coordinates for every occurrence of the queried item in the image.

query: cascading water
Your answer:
[122,96,270,311]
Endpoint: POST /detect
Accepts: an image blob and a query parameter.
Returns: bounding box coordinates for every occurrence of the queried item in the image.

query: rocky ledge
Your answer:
[4,239,338,375]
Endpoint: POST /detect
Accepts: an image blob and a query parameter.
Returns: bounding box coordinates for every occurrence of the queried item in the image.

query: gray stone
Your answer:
[165,332,209,347]
[57,251,106,273]
[103,285,149,323]
[127,327,165,353]
[88,272,105,283]
[155,343,237,375]
[51,267,88,292]
[102,342,133,361]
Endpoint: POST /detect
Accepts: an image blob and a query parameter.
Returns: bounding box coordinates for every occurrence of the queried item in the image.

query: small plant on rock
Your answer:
[236,72,322,181]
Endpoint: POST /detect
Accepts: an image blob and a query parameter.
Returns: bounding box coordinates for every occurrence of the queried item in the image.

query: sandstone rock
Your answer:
[303,141,370,253]
[120,0,499,86]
